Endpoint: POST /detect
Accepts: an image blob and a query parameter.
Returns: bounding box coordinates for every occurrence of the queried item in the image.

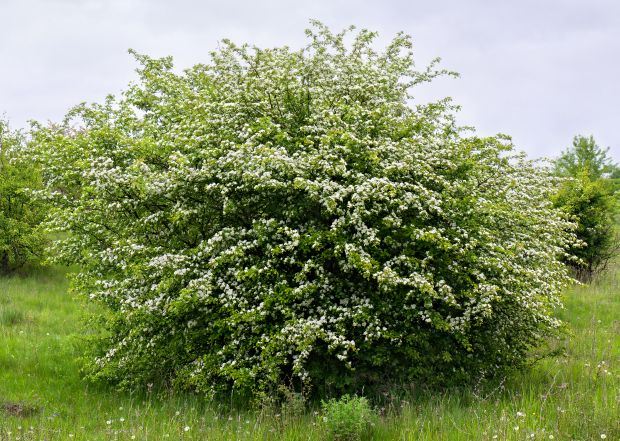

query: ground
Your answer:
[0,262,618,440]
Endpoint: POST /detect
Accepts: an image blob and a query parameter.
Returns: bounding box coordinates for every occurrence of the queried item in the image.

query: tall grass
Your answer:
[0,263,617,440]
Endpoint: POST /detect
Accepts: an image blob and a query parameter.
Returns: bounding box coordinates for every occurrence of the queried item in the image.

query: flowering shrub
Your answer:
[32,23,575,396]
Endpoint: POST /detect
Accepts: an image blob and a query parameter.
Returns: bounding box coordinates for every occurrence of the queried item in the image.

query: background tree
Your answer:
[553,135,619,282]
[554,135,617,179]
[0,119,46,274]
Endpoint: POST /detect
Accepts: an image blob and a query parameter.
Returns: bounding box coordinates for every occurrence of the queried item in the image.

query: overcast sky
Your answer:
[1,0,618,160]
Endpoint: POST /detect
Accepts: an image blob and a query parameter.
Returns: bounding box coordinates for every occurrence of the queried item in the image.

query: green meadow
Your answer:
[1,263,618,440]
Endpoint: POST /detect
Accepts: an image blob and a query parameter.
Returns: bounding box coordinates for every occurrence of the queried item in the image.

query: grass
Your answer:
[0,264,618,440]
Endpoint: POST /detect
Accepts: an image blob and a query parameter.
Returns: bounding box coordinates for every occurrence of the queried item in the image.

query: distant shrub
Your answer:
[320,395,374,441]
[32,23,575,397]
[552,172,619,281]
[553,136,619,282]
[0,120,46,274]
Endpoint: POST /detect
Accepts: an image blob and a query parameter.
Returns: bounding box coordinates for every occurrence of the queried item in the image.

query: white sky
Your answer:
[1,0,619,160]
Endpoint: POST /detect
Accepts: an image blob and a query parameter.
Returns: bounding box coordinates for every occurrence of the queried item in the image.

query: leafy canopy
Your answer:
[32,23,575,397]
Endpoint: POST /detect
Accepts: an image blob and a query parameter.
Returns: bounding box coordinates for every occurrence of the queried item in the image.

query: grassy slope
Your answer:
[0,264,617,441]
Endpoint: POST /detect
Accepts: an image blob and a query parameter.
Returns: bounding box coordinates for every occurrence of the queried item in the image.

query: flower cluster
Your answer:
[31,22,575,396]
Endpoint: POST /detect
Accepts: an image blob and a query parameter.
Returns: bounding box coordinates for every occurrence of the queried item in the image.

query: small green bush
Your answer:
[320,395,375,441]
